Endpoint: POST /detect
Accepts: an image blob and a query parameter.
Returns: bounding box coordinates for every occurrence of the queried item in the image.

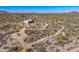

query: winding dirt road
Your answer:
[10,25,65,50]
[46,26,64,49]
[26,25,65,49]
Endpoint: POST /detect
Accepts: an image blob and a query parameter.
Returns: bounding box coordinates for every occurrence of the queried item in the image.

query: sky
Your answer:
[0,6,79,13]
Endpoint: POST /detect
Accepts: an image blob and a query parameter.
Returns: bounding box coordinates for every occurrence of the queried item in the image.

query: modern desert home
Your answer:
[23,19,34,24]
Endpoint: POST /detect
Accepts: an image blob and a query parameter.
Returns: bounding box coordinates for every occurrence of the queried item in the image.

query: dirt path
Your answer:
[10,24,48,49]
[53,26,64,36]
[70,47,79,52]
[10,25,65,49]
[38,23,48,30]
[46,26,64,49]
[28,26,65,48]
[11,27,28,48]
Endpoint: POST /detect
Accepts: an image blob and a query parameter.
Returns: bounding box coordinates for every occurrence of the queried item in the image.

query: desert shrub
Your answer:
[54,35,68,44]
[25,49,33,52]
[37,45,46,52]
[8,46,20,52]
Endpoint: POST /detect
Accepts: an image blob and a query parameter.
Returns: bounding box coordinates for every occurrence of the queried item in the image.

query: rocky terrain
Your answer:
[0,13,79,52]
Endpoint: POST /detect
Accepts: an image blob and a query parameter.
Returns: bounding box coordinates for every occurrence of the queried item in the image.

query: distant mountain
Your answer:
[0,10,9,14]
[66,11,79,14]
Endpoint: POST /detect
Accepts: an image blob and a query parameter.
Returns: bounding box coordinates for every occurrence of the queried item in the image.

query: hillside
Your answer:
[0,13,79,52]
[0,10,9,14]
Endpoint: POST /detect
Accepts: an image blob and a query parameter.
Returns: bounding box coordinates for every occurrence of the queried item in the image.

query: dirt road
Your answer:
[30,26,64,45]
[11,27,28,48]
[10,25,65,49]
[46,26,64,49]
[70,47,79,52]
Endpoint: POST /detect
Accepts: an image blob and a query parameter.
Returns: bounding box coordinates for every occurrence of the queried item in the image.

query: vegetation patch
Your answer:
[54,35,68,44]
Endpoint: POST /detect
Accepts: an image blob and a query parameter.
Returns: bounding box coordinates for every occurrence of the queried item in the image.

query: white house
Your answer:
[23,19,34,24]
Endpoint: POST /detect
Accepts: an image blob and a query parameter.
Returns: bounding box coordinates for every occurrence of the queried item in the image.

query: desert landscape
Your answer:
[0,10,79,52]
